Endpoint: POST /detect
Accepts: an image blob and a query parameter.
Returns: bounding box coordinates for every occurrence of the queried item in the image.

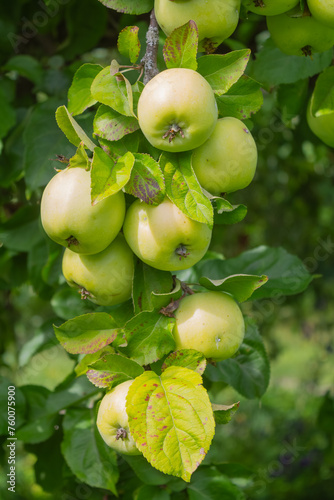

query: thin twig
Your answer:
[142,9,160,84]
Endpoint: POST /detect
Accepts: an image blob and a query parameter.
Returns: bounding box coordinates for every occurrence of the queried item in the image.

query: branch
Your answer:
[142,9,160,84]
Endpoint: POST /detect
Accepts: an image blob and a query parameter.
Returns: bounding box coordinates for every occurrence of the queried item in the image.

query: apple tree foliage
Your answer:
[0,0,333,498]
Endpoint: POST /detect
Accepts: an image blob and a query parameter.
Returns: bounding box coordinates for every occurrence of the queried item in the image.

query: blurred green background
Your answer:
[0,1,333,498]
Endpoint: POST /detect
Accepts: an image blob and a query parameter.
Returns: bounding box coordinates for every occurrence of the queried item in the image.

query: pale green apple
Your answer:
[307,95,334,148]
[242,0,299,16]
[173,291,245,361]
[308,0,334,29]
[154,0,240,51]
[123,198,212,271]
[267,13,334,56]
[62,234,135,306]
[192,117,257,195]
[41,167,125,255]
[97,380,141,455]
[137,68,218,153]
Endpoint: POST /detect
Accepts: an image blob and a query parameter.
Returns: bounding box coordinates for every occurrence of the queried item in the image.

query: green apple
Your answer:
[173,291,245,361]
[154,0,240,51]
[41,166,125,255]
[123,198,212,271]
[242,0,299,16]
[62,234,135,306]
[307,95,334,148]
[97,380,141,455]
[308,0,334,29]
[192,117,257,195]
[267,12,334,56]
[137,68,218,153]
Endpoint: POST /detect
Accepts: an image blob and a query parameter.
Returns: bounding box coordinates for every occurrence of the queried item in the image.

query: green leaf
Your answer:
[0,377,26,434]
[213,198,248,225]
[127,366,215,482]
[62,408,119,494]
[161,350,207,376]
[199,274,268,302]
[205,319,270,399]
[123,454,172,486]
[90,147,134,204]
[160,152,214,228]
[51,288,96,321]
[134,485,171,500]
[0,205,43,252]
[118,26,141,64]
[119,311,176,365]
[75,346,115,376]
[212,402,240,425]
[53,312,120,354]
[276,79,309,128]
[132,261,174,314]
[68,142,90,169]
[216,75,263,120]
[249,38,332,88]
[87,352,144,388]
[187,467,245,500]
[4,54,43,84]
[99,131,140,158]
[93,104,140,142]
[55,105,96,151]
[163,20,198,70]
[311,66,334,117]
[197,50,250,96]
[68,63,102,116]
[97,0,153,14]
[0,86,16,140]
[125,153,165,205]
[91,67,134,116]
[179,246,313,301]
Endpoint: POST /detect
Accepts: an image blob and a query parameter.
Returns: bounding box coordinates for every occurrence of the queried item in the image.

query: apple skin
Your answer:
[96,380,141,455]
[267,13,334,56]
[308,0,334,29]
[173,291,245,361]
[192,117,257,195]
[242,0,299,16]
[154,0,240,51]
[123,198,212,271]
[62,234,135,306]
[137,68,218,153]
[307,96,334,148]
[41,167,125,255]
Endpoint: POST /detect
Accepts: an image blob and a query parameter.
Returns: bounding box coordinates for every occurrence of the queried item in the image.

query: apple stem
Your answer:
[66,235,79,248]
[142,10,160,84]
[163,124,185,143]
[116,428,128,441]
[78,287,91,300]
[301,45,313,57]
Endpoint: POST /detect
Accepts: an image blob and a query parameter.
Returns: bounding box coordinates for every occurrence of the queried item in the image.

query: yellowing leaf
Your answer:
[126,366,215,481]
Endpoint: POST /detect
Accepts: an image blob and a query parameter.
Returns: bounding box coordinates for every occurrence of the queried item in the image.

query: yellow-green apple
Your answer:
[192,117,257,195]
[173,291,245,361]
[267,12,334,56]
[123,198,212,271]
[307,95,334,148]
[154,0,240,51]
[62,234,135,306]
[308,0,334,29]
[137,68,218,153]
[41,166,125,254]
[96,380,141,455]
[242,0,299,16]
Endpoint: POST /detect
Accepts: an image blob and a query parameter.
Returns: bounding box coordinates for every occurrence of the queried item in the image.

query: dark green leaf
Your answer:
[97,0,153,14]
[188,467,245,500]
[197,50,250,96]
[212,402,239,425]
[0,205,43,252]
[216,75,263,120]
[4,54,43,84]
[132,261,174,314]
[199,274,268,302]
[119,311,176,365]
[311,66,334,116]
[160,152,213,228]
[205,319,270,399]
[61,407,119,494]
[68,63,102,116]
